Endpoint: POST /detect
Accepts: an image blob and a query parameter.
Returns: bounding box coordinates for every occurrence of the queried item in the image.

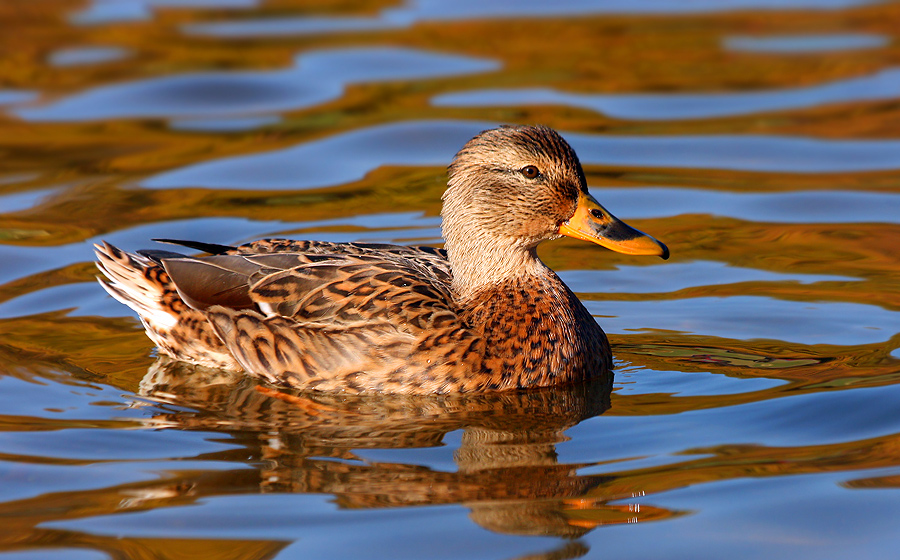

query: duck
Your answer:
[95,125,668,394]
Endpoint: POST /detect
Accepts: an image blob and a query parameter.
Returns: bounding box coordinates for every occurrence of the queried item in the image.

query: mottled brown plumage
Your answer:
[95,125,668,394]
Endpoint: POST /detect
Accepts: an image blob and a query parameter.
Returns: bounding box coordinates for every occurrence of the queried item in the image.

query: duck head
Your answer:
[441,125,667,292]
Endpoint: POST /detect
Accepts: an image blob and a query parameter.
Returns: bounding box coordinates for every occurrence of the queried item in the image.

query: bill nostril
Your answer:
[590,209,605,220]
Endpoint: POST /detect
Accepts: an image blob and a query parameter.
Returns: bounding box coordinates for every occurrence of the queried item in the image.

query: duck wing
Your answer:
[154,245,476,392]
[156,238,453,286]
[156,248,455,324]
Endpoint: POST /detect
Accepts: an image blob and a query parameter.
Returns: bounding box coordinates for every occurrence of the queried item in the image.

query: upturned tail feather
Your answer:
[94,241,239,369]
[94,241,177,331]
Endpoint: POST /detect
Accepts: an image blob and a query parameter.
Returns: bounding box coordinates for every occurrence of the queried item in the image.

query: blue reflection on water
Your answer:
[72,0,258,25]
[15,48,497,122]
[186,0,887,37]
[725,33,888,52]
[592,187,900,223]
[144,120,900,190]
[0,90,37,106]
[0,187,60,214]
[434,67,900,120]
[587,296,900,345]
[48,46,131,67]
[559,261,859,295]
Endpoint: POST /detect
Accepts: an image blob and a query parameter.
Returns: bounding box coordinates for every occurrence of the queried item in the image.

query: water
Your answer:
[1,1,899,559]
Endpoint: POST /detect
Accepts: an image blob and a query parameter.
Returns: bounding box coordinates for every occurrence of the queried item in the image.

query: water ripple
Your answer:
[48,46,131,67]
[145,120,900,190]
[587,296,900,345]
[14,48,497,122]
[0,90,37,107]
[433,67,900,120]
[593,187,900,223]
[0,188,61,214]
[560,261,859,295]
[72,0,257,25]
[724,33,889,53]
[186,0,887,37]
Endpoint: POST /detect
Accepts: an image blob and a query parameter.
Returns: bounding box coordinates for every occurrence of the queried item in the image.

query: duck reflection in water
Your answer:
[133,357,675,555]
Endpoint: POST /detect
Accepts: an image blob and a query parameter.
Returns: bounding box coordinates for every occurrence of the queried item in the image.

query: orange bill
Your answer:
[558,190,669,259]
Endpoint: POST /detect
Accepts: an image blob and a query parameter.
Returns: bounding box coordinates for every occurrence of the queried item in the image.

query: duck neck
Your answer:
[445,236,547,301]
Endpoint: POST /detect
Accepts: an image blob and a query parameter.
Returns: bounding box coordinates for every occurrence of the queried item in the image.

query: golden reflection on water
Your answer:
[1,0,900,558]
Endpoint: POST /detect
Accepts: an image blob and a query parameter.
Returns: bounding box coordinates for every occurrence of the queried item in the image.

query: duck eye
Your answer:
[521,165,540,179]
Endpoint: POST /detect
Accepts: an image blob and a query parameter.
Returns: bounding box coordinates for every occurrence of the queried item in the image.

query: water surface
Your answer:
[1,1,899,559]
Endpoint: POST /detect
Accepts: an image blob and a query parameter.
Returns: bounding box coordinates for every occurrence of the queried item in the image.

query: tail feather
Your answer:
[94,241,177,330]
[94,241,240,370]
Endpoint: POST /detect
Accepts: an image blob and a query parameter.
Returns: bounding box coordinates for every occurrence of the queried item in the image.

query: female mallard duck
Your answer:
[95,125,667,394]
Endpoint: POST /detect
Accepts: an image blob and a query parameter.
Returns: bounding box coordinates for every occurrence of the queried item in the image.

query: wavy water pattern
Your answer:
[433,67,900,120]
[0,1,899,559]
